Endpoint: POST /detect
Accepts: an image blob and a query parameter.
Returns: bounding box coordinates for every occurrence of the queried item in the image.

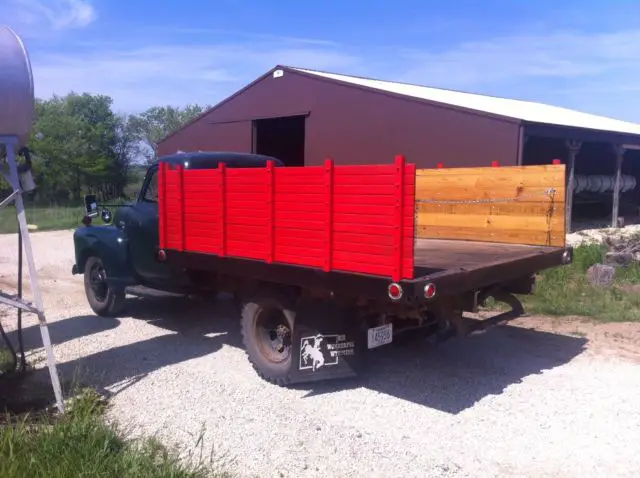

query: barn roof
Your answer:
[289,67,640,137]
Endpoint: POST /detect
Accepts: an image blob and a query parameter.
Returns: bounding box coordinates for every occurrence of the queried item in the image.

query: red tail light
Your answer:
[388,282,403,301]
[424,283,437,299]
[81,215,92,226]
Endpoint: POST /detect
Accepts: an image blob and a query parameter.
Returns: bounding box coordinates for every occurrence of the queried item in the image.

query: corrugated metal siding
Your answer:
[157,69,521,168]
[159,120,252,157]
[292,67,640,136]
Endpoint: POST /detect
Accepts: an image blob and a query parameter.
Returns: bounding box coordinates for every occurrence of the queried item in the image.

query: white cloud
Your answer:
[389,29,640,122]
[23,25,640,123]
[398,30,640,87]
[30,41,363,113]
[3,0,96,36]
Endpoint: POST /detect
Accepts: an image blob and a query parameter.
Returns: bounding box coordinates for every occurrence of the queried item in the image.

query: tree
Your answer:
[109,114,141,198]
[2,94,206,204]
[27,95,92,202]
[131,104,210,163]
[25,93,139,202]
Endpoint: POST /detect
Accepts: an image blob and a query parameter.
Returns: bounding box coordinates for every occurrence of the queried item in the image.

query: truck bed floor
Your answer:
[414,238,560,275]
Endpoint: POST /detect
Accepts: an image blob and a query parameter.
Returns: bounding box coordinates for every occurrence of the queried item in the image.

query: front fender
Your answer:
[72,225,136,288]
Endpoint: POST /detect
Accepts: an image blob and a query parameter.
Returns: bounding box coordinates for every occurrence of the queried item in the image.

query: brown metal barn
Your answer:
[157,65,640,230]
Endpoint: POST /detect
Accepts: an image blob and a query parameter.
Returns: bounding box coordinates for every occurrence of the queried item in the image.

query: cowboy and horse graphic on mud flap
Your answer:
[299,333,356,372]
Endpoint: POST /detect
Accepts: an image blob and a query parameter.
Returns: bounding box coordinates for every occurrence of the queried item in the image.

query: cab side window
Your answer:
[142,169,158,203]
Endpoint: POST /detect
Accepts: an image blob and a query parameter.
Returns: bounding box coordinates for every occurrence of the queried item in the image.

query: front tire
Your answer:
[83,256,125,317]
[240,290,296,386]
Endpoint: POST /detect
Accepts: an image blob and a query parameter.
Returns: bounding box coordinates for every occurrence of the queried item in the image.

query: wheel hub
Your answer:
[89,264,108,302]
[256,309,292,364]
[273,324,290,353]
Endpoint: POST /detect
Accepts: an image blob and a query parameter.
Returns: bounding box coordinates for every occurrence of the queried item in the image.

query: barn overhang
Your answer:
[522,121,640,147]
[520,120,640,232]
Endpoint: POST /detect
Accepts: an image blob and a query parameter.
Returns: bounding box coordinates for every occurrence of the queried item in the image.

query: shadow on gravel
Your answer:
[300,323,588,414]
[24,294,242,401]
[22,293,588,414]
[5,314,120,351]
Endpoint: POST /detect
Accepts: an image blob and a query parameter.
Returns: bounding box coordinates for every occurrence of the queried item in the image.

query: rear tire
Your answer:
[83,256,125,317]
[240,290,296,386]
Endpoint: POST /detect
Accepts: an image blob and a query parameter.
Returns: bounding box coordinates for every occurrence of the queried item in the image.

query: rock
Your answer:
[605,236,626,249]
[586,264,616,287]
[620,284,640,294]
[604,252,635,267]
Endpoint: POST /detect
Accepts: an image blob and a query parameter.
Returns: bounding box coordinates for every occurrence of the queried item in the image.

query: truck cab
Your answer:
[71,151,283,316]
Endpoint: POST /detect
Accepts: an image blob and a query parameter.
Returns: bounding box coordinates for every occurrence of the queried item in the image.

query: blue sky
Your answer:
[4,0,640,122]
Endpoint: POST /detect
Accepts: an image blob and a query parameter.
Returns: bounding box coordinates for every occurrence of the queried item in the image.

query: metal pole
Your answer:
[17,226,25,372]
[565,140,582,234]
[611,144,625,228]
[2,136,64,412]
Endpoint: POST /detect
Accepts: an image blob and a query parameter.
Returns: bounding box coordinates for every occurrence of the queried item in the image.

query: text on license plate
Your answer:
[367,323,393,349]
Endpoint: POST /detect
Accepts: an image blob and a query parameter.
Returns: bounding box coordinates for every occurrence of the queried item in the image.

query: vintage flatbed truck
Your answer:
[72,151,573,385]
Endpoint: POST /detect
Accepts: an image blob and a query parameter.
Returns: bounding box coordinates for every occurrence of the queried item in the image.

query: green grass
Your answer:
[0,347,14,374]
[518,243,640,322]
[0,197,138,234]
[0,174,145,235]
[0,387,232,478]
[0,203,84,234]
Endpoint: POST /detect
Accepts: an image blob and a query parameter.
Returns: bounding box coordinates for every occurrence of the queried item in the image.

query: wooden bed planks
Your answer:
[414,164,566,247]
[413,238,555,270]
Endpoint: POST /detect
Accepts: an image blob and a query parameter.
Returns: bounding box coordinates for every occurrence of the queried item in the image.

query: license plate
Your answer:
[367,323,393,349]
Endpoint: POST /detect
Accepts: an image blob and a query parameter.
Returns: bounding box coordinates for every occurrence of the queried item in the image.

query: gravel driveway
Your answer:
[1,229,640,477]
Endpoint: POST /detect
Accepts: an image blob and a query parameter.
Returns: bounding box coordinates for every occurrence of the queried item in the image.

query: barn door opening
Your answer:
[252,115,306,166]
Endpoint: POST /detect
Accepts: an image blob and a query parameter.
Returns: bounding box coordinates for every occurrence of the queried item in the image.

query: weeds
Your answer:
[0,348,14,374]
[0,386,232,478]
[0,204,82,234]
[520,244,640,322]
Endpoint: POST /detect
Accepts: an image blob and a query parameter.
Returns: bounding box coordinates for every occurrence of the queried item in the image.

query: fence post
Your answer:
[179,164,186,252]
[219,162,226,257]
[324,158,334,272]
[393,154,406,282]
[159,162,166,250]
[266,160,275,263]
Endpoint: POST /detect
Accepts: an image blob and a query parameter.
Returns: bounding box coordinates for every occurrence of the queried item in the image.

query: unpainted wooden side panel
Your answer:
[414,164,566,247]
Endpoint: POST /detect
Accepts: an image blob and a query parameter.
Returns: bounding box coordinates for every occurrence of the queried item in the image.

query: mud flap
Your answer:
[288,298,367,384]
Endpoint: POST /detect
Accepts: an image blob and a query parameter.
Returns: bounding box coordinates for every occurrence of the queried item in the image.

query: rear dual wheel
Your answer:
[240,292,296,386]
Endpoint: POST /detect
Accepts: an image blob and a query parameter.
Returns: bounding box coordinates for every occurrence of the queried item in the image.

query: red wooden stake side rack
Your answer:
[159,156,416,282]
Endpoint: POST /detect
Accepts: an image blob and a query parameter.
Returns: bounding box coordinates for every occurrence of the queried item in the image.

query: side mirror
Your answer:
[84,194,98,218]
[83,194,113,224]
[101,208,113,224]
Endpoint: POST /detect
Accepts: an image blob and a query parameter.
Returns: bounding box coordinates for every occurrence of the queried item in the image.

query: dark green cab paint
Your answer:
[71,152,283,294]
[71,163,184,292]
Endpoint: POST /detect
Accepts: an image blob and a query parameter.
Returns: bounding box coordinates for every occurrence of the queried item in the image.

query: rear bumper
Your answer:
[163,245,572,304]
[72,264,79,275]
[407,246,573,301]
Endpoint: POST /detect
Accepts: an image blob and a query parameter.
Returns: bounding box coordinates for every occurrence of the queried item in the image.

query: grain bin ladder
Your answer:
[0,25,64,413]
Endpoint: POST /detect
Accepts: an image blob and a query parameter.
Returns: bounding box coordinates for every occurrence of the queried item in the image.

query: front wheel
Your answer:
[83,256,125,317]
[240,291,296,386]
